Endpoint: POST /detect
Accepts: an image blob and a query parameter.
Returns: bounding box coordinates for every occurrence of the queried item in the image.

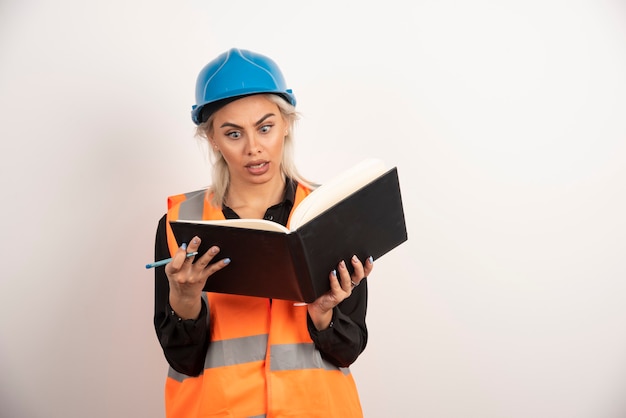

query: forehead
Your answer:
[213,95,281,124]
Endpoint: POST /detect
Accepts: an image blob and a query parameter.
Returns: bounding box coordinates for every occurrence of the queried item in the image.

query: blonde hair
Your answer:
[195,94,318,207]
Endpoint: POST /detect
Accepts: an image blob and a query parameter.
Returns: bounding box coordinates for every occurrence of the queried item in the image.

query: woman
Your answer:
[153,48,373,418]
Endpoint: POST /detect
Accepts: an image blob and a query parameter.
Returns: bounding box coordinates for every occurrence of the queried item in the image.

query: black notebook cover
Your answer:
[169,167,408,302]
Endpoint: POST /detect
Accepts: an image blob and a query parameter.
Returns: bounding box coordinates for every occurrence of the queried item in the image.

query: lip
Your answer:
[246,160,268,168]
[245,160,270,175]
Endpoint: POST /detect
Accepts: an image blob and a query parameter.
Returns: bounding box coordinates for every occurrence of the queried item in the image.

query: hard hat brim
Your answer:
[192,92,295,125]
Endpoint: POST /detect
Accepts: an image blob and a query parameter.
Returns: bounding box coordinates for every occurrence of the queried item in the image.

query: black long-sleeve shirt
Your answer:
[153,180,368,376]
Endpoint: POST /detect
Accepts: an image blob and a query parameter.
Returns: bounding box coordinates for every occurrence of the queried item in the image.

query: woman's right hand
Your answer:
[165,236,231,320]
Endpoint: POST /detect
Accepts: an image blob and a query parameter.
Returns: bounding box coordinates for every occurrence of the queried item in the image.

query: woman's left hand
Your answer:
[307,254,374,330]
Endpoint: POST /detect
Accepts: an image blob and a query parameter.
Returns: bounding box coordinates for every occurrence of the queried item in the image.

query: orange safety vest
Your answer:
[163,186,363,418]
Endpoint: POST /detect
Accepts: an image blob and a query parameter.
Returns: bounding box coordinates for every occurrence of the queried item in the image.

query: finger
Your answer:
[350,255,365,277]
[350,255,374,288]
[336,260,352,291]
[363,256,374,277]
[349,255,367,286]
[203,255,231,275]
[194,245,220,268]
[186,236,201,253]
[167,242,190,272]
[328,268,341,291]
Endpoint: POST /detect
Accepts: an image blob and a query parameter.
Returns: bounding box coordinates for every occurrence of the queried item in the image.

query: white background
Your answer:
[2,1,626,417]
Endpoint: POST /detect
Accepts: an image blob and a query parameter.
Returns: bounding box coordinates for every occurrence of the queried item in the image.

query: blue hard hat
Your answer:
[191,48,296,125]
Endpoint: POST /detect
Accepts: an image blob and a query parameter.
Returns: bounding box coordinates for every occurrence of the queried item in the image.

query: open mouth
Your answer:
[247,162,267,169]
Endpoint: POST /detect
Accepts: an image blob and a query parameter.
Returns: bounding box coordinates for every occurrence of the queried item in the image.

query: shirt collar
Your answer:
[221,178,296,216]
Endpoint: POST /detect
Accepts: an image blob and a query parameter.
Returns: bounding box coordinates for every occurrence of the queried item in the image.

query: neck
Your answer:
[226,176,286,219]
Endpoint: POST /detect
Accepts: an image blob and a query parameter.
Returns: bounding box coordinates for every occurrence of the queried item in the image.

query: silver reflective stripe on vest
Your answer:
[205,334,268,369]
[270,343,350,375]
[204,338,347,374]
[201,293,209,326]
[169,339,350,382]
[167,367,192,383]
[178,189,208,220]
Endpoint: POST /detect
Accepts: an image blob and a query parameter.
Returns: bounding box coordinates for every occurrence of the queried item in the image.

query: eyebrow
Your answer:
[219,113,276,129]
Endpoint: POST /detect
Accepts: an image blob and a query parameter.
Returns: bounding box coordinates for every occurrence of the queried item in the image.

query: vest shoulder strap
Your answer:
[165,188,223,256]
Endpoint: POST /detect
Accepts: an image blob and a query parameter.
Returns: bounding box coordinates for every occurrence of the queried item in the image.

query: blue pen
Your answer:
[145,252,198,269]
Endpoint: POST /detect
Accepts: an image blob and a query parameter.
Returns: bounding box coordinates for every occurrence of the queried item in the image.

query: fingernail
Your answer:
[181,243,187,250]
[331,269,337,277]
[192,237,200,245]
[339,260,346,269]
[352,255,358,263]
[368,256,374,264]
[223,258,231,265]
[209,247,218,255]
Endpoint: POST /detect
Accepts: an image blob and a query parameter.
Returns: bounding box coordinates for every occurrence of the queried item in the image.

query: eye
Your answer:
[226,131,241,139]
[259,124,272,134]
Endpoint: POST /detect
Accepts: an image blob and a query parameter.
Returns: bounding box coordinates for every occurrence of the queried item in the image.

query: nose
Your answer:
[246,133,262,155]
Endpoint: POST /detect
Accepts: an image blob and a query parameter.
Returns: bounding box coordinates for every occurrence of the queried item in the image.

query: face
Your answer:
[210,95,288,187]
